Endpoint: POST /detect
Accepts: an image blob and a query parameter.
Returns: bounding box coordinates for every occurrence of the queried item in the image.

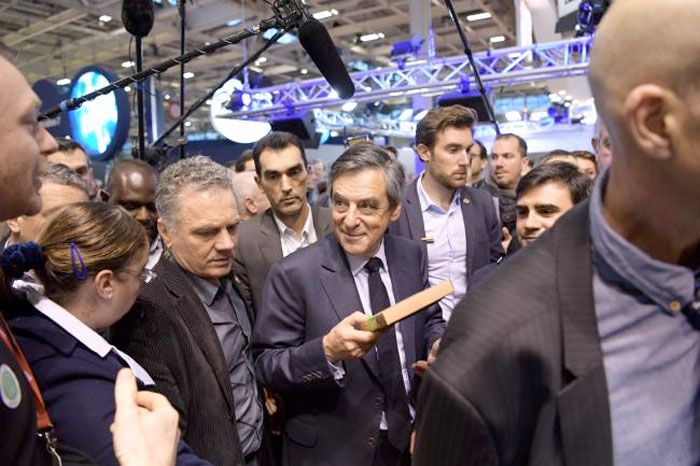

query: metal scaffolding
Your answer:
[224,36,593,119]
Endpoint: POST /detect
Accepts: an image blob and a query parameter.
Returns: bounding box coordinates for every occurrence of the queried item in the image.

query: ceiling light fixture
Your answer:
[466,12,491,22]
[489,35,506,43]
[183,72,195,79]
[121,61,135,68]
[360,33,385,42]
[313,9,339,20]
[56,78,71,86]
[99,15,112,23]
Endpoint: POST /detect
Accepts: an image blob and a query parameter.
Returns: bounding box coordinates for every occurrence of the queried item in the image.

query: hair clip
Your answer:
[70,243,88,280]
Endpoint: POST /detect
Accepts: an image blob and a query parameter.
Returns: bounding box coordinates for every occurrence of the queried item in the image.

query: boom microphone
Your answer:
[298,18,355,100]
[122,0,155,39]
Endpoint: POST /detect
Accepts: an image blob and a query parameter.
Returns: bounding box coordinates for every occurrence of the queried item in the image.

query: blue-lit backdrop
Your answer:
[68,66,130,161]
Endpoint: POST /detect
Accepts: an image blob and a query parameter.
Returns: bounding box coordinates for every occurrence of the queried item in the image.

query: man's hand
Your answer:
[412,338,441,377]
[111,369,180,466]
[501,227,513,252]
[322,311,383,362]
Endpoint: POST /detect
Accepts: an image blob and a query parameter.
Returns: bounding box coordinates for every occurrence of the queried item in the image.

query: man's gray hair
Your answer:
[329,143,405,209]
[42,163,88,193]
[156,156,234,229]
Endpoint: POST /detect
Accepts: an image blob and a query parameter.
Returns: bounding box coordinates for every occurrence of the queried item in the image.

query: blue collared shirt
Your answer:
[590,171,700,465]
[416,174,467,322]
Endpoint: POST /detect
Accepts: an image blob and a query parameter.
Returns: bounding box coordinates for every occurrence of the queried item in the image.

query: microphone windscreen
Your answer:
[299,18,355,100]
[122,0,155,39]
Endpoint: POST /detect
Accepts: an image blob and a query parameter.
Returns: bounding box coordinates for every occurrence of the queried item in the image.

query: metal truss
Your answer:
[224,36,593,119]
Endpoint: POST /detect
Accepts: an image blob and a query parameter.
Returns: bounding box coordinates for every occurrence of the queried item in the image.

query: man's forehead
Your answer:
[260,146,303,171]
[48,149,88,166]
[436,126,473,145]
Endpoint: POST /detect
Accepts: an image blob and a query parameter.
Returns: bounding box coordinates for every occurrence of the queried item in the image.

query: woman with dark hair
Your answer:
[0,202,210,466]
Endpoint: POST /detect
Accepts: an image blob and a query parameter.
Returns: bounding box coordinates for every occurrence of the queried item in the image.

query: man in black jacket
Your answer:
[414,1,700,465]
[112,156,260,466]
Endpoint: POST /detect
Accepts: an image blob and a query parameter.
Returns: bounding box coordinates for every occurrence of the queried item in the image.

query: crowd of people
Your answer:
[0,1,698,465]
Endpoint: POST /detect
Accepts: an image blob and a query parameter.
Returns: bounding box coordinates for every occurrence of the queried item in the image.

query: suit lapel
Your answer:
[384,235,417,368]
[259,210,284,268]
[460,187,477,277]
[404,179,426,240]
[319,236,381,381]
[156,259,237,414]
[554,202,613,466]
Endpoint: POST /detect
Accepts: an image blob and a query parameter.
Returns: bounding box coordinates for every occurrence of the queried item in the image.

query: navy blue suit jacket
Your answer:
[390,178,504,281]
[10,308,211,466]
[252,233,445,466]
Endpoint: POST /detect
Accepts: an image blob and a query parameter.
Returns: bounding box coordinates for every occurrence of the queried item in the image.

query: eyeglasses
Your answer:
[121,269,158,284]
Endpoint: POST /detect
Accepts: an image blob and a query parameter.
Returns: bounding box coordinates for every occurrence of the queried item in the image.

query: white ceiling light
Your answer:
[300,68,308,75]
[313,9,339,20]
[360,33,385,42]
[341,101,358,112]
[183,72,195,79]
[184,121,192,127]
[121,61,135,68]
[210,79,271,144]
[164,94,171,100]
[414,109,429,121]
[505,110,522,122]
[206,99,212,105]
[56,78,71,86]
[466,12,491,22]
[489,36,506,43]
[124,86,132,92]
[98,15,112,23]
[399,108,414,121]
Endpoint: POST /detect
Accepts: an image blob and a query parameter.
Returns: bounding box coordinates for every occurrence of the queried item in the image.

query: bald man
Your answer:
[231,170,270,221]
[106,159,162,268]
[413,1,700,465]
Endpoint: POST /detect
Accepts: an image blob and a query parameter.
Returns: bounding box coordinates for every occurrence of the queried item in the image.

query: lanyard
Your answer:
[0,311,62,465]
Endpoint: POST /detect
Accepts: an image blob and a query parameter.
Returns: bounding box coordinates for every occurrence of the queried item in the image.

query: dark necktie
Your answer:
[364,257,412,451]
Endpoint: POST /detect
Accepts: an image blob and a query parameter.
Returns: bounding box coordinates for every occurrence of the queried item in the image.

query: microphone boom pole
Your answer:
[151,27,288,148]
[39,15,281,121]
[443,0,500,135]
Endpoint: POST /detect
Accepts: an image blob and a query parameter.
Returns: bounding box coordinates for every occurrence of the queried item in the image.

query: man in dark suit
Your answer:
[234,132,332,313]
[252,144,445,466]
[413,1,700,465]
[111,156,261,466]
[391,105,503,321]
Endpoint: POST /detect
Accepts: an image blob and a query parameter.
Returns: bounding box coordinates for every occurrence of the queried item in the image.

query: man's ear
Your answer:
[521,156,531,171]
[389,202,402,222]
[6,218,20,234]
[94,269,115,301]
[416,144,432,163]
[623,84,674,160]
[157,218,172,249]
[244,197,258,215]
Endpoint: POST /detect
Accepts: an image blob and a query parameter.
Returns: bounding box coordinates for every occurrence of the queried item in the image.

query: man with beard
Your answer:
[106,159,162,269]
[391,105,503,321]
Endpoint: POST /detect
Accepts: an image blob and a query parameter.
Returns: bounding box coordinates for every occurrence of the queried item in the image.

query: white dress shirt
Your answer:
[26,291,154,386]
[273,204,318,257]
[344,241,415,430]
[145,236,164,271]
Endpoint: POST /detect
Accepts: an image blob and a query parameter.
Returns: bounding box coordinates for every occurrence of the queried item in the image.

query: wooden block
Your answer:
[359,281,454,332]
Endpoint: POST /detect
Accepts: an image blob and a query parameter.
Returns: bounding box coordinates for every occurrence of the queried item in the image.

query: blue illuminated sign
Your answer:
[68,66,130,161]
